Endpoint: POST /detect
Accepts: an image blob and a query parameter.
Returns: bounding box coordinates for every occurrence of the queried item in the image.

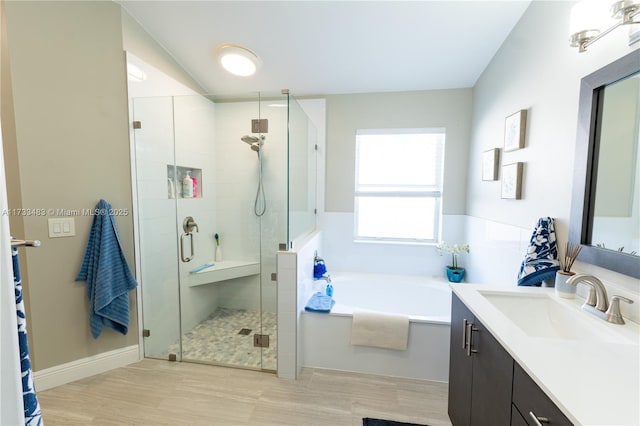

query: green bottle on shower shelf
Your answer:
[214,233,222,262]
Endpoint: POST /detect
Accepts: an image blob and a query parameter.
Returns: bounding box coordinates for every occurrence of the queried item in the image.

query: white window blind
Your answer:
[354,128,445,243]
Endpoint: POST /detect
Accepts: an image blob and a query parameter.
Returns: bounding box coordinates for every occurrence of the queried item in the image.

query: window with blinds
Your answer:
[354,128,445,243]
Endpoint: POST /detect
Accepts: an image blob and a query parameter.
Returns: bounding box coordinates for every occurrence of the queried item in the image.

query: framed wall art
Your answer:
[504,109,527,152]
[501,162,523,199]
[482,148,500,181]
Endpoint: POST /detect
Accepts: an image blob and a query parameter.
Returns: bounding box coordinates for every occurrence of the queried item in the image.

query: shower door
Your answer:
[131,96,182,361]
[132,92,288,371]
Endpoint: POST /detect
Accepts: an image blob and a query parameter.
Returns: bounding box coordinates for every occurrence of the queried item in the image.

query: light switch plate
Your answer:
[48,218,75,238]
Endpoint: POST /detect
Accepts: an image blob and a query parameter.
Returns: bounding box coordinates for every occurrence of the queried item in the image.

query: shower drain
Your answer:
[238,328,252,335]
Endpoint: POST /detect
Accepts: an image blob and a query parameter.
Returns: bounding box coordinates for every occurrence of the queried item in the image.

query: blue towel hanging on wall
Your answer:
[517,217,560,286]
[76,199,138,338]
[12,247,43,426]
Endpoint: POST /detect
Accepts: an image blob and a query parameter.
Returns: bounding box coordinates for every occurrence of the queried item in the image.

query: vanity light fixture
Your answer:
[216,44,261,76]
[570,0,640,52]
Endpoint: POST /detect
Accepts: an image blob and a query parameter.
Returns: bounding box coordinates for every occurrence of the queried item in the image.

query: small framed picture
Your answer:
[501,162,523,199]
[482,148,500,181]
[504,109,527,152]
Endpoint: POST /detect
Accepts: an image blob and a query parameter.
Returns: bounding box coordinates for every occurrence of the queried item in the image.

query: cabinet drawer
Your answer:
[512,404,528,426]
[512,363,573,426]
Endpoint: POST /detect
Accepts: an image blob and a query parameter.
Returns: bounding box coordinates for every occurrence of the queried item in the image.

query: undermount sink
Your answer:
[478,291,631,344]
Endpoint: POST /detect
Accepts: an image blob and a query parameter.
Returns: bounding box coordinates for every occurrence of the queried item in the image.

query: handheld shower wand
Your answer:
[240,135,267,216]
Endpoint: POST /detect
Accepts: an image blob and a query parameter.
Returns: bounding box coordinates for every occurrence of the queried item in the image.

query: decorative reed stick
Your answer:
[559,242,582,273]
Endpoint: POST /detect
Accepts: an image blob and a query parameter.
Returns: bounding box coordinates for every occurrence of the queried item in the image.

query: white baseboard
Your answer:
[33,345,140,391]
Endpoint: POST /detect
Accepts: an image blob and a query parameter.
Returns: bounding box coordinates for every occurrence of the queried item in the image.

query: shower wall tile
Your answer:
[276,251,297,379]
[277,353,296,380]
[291,232,322,378]
[278,253,296,270]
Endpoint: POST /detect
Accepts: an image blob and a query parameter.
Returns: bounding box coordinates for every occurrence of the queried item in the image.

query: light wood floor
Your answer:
[38,358,452,426]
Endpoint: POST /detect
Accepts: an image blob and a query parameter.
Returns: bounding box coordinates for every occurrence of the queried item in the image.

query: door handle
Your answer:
[180,232,194,262]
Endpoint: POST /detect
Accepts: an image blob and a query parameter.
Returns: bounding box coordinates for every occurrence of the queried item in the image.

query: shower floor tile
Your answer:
[167,307,277,370]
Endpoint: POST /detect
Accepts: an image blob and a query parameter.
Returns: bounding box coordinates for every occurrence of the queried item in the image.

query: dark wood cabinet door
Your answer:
[469,318,514,426]
[448,294,474,426]
[512,404,529,426]
[512,363,573,426]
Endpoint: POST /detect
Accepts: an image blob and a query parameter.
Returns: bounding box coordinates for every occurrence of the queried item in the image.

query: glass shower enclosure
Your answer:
[131,91,317,372]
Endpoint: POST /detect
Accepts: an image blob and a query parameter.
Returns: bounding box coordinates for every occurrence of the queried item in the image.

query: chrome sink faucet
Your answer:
[566,274,635,324]
[567,274,609,311]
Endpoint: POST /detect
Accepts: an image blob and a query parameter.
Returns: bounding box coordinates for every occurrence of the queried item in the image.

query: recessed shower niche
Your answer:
[167,165,202,199]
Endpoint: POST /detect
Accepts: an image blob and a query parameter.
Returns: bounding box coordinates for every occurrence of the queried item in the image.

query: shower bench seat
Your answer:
[185,260,260,287]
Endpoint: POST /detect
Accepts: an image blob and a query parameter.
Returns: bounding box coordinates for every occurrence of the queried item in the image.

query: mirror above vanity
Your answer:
[570,50,640,278]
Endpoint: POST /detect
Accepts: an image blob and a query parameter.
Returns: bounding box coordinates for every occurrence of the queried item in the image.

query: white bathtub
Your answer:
[301,272,452,381]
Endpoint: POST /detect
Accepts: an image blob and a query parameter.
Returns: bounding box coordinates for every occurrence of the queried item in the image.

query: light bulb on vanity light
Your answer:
[570,0,640,52]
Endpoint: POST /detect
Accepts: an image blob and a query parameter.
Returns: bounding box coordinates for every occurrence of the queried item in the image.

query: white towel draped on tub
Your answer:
[350,310,409,351]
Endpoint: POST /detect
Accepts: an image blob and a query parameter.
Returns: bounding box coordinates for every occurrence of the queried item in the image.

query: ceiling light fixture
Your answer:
[216,44,261,77]
[570,0,640,52]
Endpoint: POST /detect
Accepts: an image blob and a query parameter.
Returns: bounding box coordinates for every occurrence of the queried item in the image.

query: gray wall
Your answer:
[325,89,472,214]
[466,1,638,239]
[1,1,137,370]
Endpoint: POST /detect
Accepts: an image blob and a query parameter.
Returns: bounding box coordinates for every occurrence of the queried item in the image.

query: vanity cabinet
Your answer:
[512,363,572,426]
[448,293,573,426]
[448,294,513,425]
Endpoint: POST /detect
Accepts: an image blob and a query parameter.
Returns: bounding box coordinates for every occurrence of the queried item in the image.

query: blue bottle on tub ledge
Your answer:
[446,267,465,283]
[326,283,333,297]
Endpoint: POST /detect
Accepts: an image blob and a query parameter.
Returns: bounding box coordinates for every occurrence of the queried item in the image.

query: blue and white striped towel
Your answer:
[13,247,43,426]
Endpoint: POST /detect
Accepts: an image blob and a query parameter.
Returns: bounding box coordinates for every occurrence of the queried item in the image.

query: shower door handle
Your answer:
[180,232,194,262]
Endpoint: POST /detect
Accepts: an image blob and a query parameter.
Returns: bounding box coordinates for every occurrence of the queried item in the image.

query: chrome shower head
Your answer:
[241,135,265,152]
[241,135,260,144]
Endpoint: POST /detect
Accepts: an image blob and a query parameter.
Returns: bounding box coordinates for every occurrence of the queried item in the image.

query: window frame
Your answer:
[353,128,445,244]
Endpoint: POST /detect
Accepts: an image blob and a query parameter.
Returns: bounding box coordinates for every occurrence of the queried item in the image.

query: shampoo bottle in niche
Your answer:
[167,178,175,199]
[182,171,194,198]
[192,176,198,198]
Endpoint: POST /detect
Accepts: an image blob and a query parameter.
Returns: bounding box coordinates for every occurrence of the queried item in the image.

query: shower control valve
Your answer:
[183,216,199,233]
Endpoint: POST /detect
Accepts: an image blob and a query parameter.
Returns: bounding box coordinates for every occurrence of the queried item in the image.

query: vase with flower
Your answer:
[555,242,582,298]
[436,241,470,283]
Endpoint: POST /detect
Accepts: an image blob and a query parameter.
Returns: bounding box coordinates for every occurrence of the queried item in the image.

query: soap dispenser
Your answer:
[325,283,333,297]
[182,171,194,198]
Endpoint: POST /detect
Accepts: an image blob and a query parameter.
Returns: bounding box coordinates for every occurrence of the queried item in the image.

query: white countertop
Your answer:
[451,284,640,426]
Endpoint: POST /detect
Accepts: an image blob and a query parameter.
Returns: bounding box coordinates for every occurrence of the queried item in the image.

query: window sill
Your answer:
[353,238,437,247]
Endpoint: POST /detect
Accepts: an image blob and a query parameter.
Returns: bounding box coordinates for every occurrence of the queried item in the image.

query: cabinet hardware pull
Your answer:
[462,319,468,349]
[466,323,479,356]
[528,411,550,425]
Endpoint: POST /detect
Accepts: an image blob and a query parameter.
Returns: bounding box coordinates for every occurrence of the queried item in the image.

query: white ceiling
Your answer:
[120,1,531,96]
